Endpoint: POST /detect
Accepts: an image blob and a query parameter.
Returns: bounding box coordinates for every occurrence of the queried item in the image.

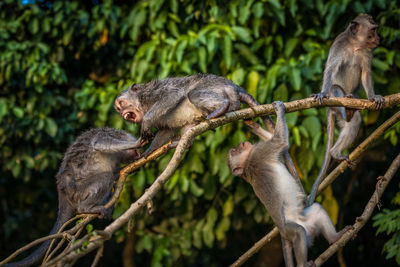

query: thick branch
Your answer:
[314,152,400,266]
[6,93,399,266]
[230,110,400,267]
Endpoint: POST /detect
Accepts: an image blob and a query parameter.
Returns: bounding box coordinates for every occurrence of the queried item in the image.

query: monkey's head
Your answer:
[228,141,253,177]
[349,13,379,49]
[114,84,145,124]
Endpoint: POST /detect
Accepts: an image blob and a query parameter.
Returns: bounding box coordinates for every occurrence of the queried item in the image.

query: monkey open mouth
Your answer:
[122,111,136,122]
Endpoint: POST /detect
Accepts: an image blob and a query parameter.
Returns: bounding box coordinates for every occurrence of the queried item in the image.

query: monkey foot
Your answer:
[333,155,355,167]
[345,94,354,98]
[330,225,353,244]
[306,260,316,267]
[272,101,285,111]
[99,206,113,220]
[311,93,329,104]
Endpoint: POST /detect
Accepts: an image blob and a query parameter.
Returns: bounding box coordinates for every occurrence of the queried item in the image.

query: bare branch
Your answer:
[4,93,399,266]
[91,245,104,267]
[230,110,400,266]
[314,152,400,266]
[230,228,280,267]
[0,233,72,266]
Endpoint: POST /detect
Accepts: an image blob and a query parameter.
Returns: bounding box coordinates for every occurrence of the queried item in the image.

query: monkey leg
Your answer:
[281,222,308,267]
[187,90,231,119]
[331,85,347,120]
[330,111,361,163]
[142,129,176,158]
[281,237,295,267]
[302,203,351,244]
[92,136,143,152]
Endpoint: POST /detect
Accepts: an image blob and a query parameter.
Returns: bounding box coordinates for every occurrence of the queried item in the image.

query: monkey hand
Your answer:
[311,92,329,104]
[140,129,154,145]
[369,94,385,109]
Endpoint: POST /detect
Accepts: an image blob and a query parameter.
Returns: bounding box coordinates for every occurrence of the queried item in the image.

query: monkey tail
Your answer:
[4,205,74,267]
[307,108,335,207]
[236,86,275,132]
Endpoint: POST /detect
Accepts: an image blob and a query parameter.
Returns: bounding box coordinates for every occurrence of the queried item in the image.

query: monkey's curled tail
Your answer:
[307,109,335,207]
[3,205,74,267]
[236,86,275,132]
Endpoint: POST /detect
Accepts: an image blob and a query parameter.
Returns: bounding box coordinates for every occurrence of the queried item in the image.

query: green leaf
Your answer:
[215,217,231,240]
[198,46,207,73]
[190,179,204,197]
[12,107,24,118]
[222,195,234,216]
[285,38,299,57]
[231,68,245,85]
[223,36,232,69]
[45,118,58,137]
[288,67,301,91]
[232,26,253,43]
[86,224,93,233]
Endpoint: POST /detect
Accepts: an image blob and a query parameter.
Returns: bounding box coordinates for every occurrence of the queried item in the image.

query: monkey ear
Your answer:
[129,83,137,91]
[350,21,360,34]
[232,166,244,176]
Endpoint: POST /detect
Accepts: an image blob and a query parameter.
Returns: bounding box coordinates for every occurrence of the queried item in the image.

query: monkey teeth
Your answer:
[123,112,135,121]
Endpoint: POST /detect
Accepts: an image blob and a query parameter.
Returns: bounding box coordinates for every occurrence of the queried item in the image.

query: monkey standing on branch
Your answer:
[4,128,140,267]
[114,74,275,157]
[308,14,384,206]
[228,101,350,267]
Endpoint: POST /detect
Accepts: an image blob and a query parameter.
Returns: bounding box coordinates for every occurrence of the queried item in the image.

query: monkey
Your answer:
[308,13,384,206]
[228,101,351,267]
[4,128,140,267]
[114,73,275,157]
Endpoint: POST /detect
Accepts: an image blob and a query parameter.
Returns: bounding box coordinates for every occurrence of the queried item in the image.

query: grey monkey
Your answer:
[308,14,384,206]
[114,73,274,157]
[228,101,350,267]
[4,128,140,267]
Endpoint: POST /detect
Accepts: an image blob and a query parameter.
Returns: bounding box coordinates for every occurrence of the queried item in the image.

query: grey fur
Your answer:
[228,102,350,267]
[5,128,139,267]
[114,73,274,156]
[308,14,384,206]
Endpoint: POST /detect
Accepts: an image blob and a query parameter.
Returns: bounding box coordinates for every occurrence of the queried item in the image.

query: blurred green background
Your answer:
[1,0,400,266]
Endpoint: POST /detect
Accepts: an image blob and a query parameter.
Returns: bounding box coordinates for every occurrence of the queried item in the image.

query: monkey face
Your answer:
[366,26,379,48]
[228,142,252,176]
[350,14,380,49]
[114,89,144,124]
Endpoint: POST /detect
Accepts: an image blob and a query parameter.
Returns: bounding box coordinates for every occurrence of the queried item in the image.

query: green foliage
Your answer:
[373,203,400,264]
[1,0,400,266]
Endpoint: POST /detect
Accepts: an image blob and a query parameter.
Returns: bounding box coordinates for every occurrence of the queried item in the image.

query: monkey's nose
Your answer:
[114,98,127,113]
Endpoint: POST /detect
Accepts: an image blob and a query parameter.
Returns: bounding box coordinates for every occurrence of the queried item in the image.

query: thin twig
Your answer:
[90,245,104,267]
[0,233,72,266]
[314,152,400,266]
[230,228,280,267]
[4,94,400,266]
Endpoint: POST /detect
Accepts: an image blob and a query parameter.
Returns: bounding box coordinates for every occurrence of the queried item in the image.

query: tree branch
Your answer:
[314,152,400,266]
[3,93,399,266]
[230,109,400,267]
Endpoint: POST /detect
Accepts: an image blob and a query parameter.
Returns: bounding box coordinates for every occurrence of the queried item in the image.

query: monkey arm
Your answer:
[361,67,385,108]
[271,101,289,150]
[141,86,185,138]
[245,120,273,141]
[313,59,339,103]
[92,137,142,152]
